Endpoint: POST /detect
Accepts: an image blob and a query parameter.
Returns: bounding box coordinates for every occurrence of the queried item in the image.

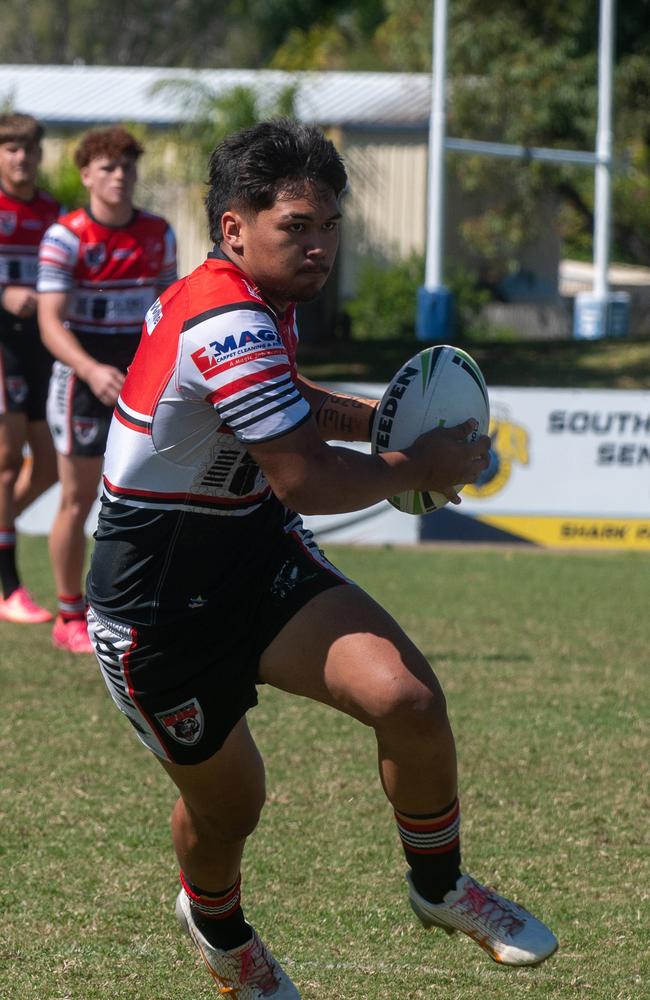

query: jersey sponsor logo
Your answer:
[191,328,282,379]
[155,698,204,746]
[145,297,163,335]
[0,211,17,236]
[72,416,100,445]
[84,243,107,268]
[112,247,134,260]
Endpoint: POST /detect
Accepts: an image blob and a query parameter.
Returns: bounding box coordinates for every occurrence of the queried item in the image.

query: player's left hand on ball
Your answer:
[406,418,490,500]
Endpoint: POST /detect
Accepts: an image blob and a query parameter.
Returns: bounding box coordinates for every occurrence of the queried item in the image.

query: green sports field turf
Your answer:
[1,538,648,999]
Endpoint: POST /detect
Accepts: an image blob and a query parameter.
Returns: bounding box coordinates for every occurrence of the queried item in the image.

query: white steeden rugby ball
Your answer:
[371,345,490,515]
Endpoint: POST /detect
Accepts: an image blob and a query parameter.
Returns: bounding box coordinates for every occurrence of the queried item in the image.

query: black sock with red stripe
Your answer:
[395,797,462,903]
[180,871,252,951]
[0,529,20,598]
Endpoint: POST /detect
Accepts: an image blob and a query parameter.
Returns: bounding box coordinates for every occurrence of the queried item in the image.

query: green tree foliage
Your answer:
[0,0,259,67]
[346,253,489,341]
[149,80,298,180]
[2,0,648,266]
[371,0,650,266]
[38,156,86,211]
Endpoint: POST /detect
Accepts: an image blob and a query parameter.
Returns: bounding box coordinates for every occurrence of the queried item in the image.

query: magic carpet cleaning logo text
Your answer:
[463,405,529,499]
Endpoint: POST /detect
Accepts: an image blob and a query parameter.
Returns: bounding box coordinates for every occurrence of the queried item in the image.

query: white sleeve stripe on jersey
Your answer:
[115,399,152,430]
[220,382,302,427]
[115,395,152,422]
[227,391,307,433]
[216,371,295,416]
[37,265,74,290]
[237,407,312,444]
[182,300,278,333]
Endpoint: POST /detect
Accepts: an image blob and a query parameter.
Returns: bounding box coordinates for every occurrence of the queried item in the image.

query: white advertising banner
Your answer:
[428,386,650,550]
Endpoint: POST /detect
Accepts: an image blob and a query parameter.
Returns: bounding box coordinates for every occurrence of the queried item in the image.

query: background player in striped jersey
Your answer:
[86,121,557,996]
[0,113,60,625]
[38,126,177,653]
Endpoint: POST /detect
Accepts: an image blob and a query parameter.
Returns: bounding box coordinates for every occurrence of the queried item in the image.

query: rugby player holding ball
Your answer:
[86,120,557,997]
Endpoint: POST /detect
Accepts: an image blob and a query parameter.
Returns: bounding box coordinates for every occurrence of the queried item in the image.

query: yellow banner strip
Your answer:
[478,515,650,550]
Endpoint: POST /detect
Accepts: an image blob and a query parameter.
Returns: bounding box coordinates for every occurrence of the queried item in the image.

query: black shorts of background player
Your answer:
[86,120,557,997]
[0,113,60,625]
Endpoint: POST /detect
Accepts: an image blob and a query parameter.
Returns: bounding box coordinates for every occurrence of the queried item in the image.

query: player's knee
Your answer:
[209,796,265,843]
[192,783,266,844]
[369,675,448,733]
[59,487,98,519]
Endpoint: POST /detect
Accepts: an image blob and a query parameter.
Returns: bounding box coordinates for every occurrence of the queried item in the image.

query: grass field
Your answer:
[2,537,648,1000]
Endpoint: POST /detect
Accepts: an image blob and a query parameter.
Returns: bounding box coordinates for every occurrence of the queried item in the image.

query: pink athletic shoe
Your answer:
[52,614,94,653]
[0,586,53,624]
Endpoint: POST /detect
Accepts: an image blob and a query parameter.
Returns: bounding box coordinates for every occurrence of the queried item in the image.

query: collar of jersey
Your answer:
[207,243,289,322]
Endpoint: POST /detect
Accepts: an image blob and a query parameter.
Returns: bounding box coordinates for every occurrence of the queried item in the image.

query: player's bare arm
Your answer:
[38,290,124,406]
[298,374,379,442]
[246,415,489,515]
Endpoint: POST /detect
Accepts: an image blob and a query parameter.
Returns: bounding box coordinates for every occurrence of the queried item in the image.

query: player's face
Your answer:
[81,155,138,211]
[222,182,341,310]
[0,140,41,197]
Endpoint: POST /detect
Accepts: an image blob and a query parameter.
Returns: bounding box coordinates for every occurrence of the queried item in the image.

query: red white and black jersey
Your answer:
[0,186,61,290]
[37,207,177,336]
[102,252,310,517]
[86,250,314,625]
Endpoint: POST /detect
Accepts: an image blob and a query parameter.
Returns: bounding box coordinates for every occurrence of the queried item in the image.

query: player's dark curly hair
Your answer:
[206,119,348,243]
[74,127,144,169]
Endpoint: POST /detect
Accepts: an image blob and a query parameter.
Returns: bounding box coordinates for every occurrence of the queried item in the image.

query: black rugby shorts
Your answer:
[46,333,138,456]
[0,310,53,421]
[87,516,349,765]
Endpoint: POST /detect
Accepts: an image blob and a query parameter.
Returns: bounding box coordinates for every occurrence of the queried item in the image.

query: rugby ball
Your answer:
[371,345,489,514]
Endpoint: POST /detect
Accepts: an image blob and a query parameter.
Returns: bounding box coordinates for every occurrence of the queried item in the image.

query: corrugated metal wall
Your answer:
[340,132,428,299]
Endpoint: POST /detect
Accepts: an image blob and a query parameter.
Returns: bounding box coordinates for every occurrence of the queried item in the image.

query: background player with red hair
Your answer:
[38,126,177,652]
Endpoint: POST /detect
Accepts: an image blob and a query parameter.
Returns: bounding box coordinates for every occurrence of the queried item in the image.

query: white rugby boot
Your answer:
[407,872,558,966]
[176,889,301,997]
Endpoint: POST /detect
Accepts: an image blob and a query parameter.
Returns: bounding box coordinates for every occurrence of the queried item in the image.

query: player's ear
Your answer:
[221,211,245,250]
[80,165,93,191]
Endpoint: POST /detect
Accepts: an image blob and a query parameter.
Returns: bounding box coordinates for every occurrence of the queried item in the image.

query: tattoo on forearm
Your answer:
[315,393,377,440]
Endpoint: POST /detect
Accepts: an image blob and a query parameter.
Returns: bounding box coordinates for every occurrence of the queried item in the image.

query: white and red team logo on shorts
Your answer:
[156,698,204,745]
[7,376,28,405]
[72,416,100,445]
